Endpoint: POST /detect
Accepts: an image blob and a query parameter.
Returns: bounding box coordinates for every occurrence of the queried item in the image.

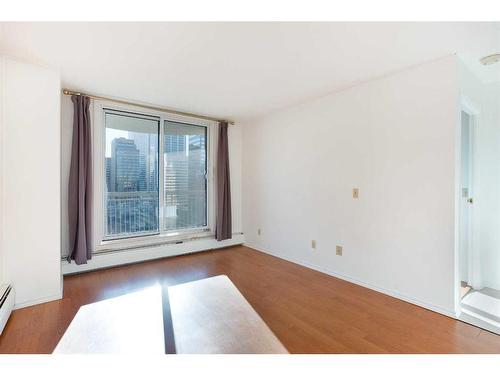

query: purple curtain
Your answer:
[215,121,232,241]
[68,95,93,264]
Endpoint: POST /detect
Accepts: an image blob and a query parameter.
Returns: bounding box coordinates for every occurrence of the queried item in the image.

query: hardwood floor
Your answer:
[1,245,499,354]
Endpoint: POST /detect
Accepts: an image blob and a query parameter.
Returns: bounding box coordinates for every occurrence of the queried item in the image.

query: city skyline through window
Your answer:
[103,110,209,240]
[164,121,207,231]
[105,111,160,239]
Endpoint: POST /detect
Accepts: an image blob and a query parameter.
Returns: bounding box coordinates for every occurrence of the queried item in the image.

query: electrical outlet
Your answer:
[336,245,343,256]
[258,228,261,235]
[352,188,359,199]
[311,240,316,249]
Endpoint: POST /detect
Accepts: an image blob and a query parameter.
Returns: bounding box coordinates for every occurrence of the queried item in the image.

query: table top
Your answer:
[53,284,165,354]
[53,275,287,354]
[169,275,287,354]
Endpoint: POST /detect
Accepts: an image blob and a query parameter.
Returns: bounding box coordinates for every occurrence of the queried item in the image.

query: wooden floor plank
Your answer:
[0,245,499,354]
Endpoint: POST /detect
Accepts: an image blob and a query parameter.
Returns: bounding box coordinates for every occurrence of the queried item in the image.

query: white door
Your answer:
[459,111,473,285]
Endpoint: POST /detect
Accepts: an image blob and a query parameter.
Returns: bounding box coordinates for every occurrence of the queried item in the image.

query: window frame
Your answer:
[92,100,216,253]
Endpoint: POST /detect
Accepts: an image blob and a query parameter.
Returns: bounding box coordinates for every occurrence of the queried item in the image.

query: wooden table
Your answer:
[53,275,287,354]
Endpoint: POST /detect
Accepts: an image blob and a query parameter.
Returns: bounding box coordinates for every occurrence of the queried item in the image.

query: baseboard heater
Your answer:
[0,284,15,335]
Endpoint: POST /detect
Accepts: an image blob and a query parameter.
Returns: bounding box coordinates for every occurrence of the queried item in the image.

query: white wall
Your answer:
[0,56,62,308]
[60,95,73,260]
[60,96,243,267]
[228,122,243,235]
[479,83,500,290]
[459,62,500,290]
[242,56,459,316]
[0,56,4,287]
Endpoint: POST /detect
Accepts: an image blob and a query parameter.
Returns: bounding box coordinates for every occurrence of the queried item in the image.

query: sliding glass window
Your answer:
[101,109,210,244]
[104,110,160,239]
[163,121,208,231]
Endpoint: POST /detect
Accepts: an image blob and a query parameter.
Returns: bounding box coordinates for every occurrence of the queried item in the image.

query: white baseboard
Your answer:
[459,311,500,335]
[62,234,245,275]
[14,291,63,310]
[246,242,456,319]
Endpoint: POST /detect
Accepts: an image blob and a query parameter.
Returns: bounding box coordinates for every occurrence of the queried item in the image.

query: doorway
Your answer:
[459,110,473,294]
[458,106,500,335]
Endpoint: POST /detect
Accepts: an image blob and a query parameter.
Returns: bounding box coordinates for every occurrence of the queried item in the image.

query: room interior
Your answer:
[0,22,499,354]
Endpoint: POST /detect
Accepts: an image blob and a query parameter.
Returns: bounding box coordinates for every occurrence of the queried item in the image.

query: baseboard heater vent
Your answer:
[0,284,15,335]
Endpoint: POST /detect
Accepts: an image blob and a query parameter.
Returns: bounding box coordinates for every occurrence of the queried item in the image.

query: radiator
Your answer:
[0,284,15,335]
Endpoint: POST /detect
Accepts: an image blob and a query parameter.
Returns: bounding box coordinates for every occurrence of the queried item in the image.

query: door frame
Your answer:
[455,95,480,316]
[460,107,474,285]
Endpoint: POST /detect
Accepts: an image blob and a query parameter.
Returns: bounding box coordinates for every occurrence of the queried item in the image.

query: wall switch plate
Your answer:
[311,240,316,249]
[258,228,261,235]
[352,188,359,199]
[336,245,343,256]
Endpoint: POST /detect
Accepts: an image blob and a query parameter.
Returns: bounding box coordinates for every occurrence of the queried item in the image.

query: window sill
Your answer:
[62,233,245,275]
[94,228,213,253]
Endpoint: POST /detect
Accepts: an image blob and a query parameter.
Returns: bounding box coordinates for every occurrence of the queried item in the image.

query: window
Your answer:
[96,105,213,249]
[104,110,160,239]
[163,121,207,231]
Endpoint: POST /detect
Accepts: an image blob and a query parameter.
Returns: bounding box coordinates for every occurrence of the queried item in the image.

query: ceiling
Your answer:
[0,22,498,121]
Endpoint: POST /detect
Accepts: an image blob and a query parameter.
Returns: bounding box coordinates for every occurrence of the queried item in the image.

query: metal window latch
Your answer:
[468,198,473,204]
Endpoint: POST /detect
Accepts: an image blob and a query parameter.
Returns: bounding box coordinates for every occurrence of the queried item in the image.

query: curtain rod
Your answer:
[62,89,235,125]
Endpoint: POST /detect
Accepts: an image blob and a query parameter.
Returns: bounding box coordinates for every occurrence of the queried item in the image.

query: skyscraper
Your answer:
[106,136,159,236]
[105,157,112,192]
[110,137,140,192]
[131,132,158,192]
[138,154,147,191]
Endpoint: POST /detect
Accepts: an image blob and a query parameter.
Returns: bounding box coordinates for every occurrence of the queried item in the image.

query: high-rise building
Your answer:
[138,154,147,191]
[131,132,158,192]
[165,133,185,153]
[107,136,159,237]
[110,137,140,192]
[148,152,159,192]
[105,157,112,192]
